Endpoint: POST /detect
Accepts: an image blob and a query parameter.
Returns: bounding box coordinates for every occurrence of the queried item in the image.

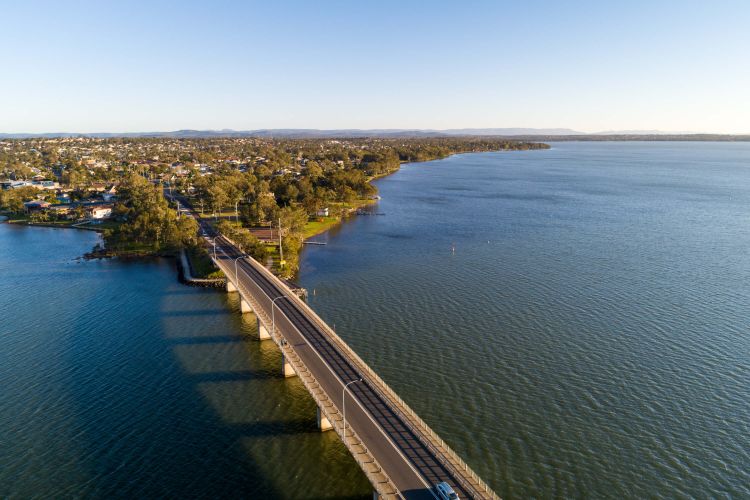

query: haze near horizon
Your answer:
[2,0,748,134]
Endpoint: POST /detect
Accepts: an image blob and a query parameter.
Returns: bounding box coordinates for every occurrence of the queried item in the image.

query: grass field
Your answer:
[303,217,339,239]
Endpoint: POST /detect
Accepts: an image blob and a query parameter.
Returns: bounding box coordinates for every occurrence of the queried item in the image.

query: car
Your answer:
[435,481,459,500]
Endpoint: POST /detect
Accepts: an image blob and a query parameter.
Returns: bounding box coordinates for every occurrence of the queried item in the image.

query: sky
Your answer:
[1,0,749,134]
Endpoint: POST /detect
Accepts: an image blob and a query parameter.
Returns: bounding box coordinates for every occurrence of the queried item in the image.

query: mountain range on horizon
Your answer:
[0,128,742,140]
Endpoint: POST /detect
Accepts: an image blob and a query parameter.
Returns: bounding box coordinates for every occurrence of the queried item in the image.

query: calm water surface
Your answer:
[1,142,749,499]
[0,226,370,498]
[299,142,750,498]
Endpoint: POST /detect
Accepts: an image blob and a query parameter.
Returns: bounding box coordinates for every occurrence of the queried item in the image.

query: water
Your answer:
[1,142,749,499]
[0,225,370,498]
[299,142,750,498]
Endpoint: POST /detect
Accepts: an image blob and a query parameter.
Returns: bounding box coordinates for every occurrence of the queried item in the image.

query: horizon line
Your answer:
[2,128,749,138]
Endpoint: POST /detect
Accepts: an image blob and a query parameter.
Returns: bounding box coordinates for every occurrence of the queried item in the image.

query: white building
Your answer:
[89,206,112,219]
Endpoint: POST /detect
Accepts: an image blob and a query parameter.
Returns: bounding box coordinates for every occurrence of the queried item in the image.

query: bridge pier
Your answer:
[257,318,271,340]
[281,353,296,378]
[240,299,252,314]
[316,406,333,432]
[226,280,238,293]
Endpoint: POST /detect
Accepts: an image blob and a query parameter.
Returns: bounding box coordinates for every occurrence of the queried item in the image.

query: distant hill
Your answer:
[0,127,584,139]
[593,129,697,135]
[441,128,584,136]
[0,128,748,141]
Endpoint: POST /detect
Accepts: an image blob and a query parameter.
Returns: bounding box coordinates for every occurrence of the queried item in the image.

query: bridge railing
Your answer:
[240,251,500,500]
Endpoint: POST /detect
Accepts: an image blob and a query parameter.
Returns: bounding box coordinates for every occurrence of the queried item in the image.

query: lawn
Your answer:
[303,217,339,239]
[92,220,122,231]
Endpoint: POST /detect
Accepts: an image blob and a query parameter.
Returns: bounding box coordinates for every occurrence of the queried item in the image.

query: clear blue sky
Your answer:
[2,1,748,133]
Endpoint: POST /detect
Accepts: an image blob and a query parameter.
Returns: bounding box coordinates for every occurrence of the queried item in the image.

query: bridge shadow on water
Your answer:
[65,269,370,499]
[168,334,250,345]
[161,308,229,318]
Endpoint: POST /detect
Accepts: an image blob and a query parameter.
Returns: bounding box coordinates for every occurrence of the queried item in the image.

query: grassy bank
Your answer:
[187,246,224,279]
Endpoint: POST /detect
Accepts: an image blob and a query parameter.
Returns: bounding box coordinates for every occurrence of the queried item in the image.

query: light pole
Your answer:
[343,378,363,445]
[271,295,288,339]
[212,238,217,260]
[234,254,248,284]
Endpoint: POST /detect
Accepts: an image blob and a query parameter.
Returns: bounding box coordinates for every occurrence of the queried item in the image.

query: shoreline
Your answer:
[300,147,525,243]
[3,147,546,280]
[4,220,107,232]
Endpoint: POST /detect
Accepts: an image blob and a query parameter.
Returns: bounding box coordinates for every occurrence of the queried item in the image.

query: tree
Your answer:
[216,220,267,261]
[207,184,229,217]
[104,174,197,253]
[278,205,308,236]
[306,160,323,181]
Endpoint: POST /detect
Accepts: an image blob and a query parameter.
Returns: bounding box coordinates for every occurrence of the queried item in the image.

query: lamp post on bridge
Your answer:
[271,295,289,340]
[343,378,363,446]
[233,254,249,286]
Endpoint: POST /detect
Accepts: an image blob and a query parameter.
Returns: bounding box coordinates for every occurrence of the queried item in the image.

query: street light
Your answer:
[271,295,288,339]
[343,378,363,445]
[234,254,249,285]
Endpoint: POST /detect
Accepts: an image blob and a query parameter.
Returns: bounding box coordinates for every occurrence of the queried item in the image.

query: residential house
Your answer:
[24,200,51,213]
[88,205,112,220]
[31,180,59,190]
[101,185,117,202]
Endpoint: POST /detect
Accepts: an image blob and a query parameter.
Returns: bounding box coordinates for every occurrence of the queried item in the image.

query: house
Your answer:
[171,162,188,175]
[32,180,59,190]
[9,180,33,189]
[102,185,117,202]
[24,200,51,213]
[88,205,112,220]
[316,207,330,217]
[49,204,73,218]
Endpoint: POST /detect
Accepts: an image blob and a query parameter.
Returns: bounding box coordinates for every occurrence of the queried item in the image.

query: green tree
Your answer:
[105,174,197,253]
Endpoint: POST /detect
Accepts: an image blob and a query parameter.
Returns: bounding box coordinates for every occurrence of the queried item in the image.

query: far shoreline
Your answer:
[299,145,547,246]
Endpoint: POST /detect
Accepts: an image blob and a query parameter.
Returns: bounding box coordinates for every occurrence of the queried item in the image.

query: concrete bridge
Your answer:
[212,236,498,500]
[175,197,499,498]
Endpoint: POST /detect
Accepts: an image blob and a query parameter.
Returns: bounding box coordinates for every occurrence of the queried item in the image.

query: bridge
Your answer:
[180,200,499,499]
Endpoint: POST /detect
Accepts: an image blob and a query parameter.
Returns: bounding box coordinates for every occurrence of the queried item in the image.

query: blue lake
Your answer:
[299,142,750,498]
[1,142,748,498]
